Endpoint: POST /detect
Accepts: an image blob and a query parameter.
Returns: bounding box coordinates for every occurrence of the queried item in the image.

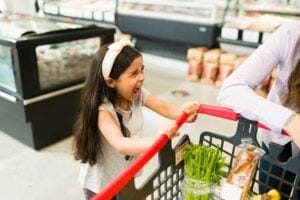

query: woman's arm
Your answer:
[218,22,297,134]
[283,113,300,148]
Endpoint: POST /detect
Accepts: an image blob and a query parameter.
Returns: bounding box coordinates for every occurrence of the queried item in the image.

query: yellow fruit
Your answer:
[267,189,281,200]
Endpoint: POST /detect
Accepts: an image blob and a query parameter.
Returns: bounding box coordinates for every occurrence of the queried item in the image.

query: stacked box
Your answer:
[187,47,207,81]
[201,49,221,84]
[215,53,237,87]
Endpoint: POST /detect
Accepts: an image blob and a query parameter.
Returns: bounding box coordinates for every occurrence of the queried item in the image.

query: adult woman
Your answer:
[218,21,300,198]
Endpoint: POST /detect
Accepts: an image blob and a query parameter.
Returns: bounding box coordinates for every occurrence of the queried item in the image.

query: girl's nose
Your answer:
[139,72,145,82]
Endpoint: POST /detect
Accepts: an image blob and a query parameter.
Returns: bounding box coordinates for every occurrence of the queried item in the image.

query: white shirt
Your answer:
[79,87,150,193]
[218,21,300,148]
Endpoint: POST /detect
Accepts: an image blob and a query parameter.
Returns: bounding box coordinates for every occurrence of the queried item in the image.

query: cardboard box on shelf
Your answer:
[188,59,202,81]
[201,62,219,85]
[187,47,207,81]
[203,48,222,63]
[220,53,237,65]
[215,64,234,87]
[187,47,207,63]
[233,56,248,69]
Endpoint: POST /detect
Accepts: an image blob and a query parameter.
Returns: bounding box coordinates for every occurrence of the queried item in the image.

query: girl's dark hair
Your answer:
[285,60,300,110]
[73,43,141,165]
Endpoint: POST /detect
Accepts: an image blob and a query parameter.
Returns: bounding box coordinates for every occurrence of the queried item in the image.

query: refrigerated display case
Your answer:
[116,0,229,59]
[0,11,115,149]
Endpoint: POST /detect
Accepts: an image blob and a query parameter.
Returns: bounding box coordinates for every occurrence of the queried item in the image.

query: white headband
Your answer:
[102,40,134,79]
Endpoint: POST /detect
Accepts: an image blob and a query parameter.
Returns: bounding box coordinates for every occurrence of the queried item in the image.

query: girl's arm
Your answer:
[98,110,178,156]
[218,22,298,134]
[144,94,181,119]
[144,94,198,121]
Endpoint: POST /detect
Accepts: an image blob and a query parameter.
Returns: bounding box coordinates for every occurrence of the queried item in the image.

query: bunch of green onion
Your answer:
[182,144,227,200]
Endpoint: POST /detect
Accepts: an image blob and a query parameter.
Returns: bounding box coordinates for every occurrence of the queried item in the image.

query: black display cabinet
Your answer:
[117,14,221,60]
[0,12,115,149]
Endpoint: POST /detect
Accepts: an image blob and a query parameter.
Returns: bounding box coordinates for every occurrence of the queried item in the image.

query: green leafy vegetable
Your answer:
[182,144,227,200]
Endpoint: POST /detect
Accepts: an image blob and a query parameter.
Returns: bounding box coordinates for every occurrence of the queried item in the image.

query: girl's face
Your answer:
[114,56,145,108]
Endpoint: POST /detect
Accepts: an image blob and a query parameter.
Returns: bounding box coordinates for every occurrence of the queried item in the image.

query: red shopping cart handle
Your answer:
[198,104,288,136]
[92,104,288,200]
[197,104,238,121]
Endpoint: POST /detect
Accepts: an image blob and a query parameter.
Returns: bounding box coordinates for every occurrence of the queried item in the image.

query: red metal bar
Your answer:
[198,104,238,121]
[198,104,289,136]
[257,122,288,136]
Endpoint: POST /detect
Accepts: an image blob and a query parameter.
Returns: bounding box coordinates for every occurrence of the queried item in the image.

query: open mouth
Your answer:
[132,87,140,95]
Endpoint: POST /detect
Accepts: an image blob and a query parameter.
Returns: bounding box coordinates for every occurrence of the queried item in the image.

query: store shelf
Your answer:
[218,37,260,48]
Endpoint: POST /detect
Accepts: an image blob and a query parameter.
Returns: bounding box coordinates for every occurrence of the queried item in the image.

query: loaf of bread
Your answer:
[227,144,264,200]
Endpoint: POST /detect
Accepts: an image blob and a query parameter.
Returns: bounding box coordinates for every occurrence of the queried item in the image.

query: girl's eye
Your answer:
[132,72,138,76]
[130,71,138,77]
[130,66,144,77]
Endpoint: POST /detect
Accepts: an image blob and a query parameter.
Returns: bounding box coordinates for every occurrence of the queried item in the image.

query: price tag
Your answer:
[221,27,239,40]
[104,11,115,22]
[83,10,93,19]
[94,11,103,21]
[262,32,272,43]
[175,140,189,166]
[242,30,260,43]
[44,4,58,15]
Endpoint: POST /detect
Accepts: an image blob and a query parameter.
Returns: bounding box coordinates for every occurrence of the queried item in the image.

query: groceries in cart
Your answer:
[182,138,271,200]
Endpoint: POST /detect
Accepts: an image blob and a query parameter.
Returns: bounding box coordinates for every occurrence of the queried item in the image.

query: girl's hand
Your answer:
[283,113,300,148]
[156,121,179,139]
[181,101,199,123]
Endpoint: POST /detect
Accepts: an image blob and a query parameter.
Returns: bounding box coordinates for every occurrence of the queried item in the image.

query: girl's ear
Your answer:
[105,78,115,88]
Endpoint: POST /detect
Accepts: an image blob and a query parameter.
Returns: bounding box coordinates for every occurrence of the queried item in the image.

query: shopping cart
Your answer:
[93,104,300,200]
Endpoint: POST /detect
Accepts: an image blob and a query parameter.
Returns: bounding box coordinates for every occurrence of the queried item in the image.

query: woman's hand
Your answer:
[181,101,199,123]
[156,121,179,139]
[283,113,300,148]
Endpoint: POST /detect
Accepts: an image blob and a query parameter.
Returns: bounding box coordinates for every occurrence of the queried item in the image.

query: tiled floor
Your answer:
[0,53,237,200]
